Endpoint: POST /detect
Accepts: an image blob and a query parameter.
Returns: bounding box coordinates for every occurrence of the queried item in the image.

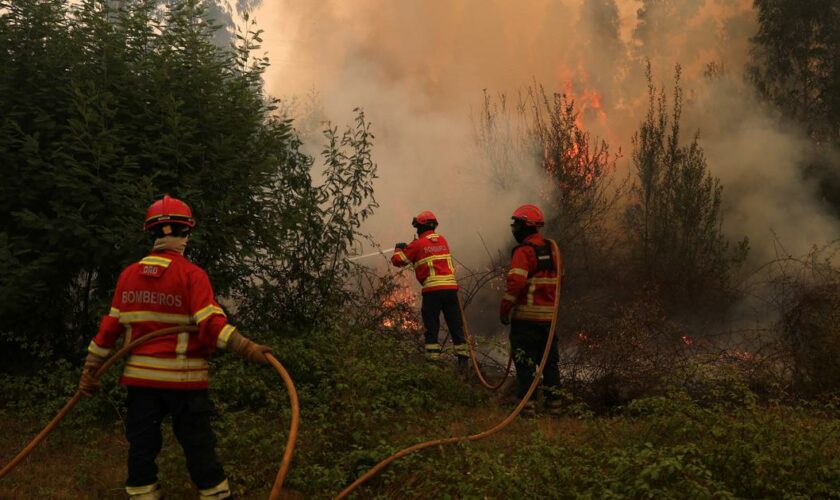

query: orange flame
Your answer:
[380,286,421,331]
[555,63,608,130]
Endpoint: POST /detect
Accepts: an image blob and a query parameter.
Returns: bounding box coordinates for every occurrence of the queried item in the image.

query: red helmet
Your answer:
[412,210,438,227]
[144,195,195,232]
[511,204,544,227]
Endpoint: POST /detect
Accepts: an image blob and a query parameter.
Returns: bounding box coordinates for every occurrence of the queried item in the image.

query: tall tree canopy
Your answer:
[750,0,840,145]
[0,0,377,365]
[749,0,840,214]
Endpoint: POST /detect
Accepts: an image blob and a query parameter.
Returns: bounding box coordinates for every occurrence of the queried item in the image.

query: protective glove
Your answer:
[78,352,105,398]
[500,312,511,326]
[395,242,408,250]
[228,331,272,365]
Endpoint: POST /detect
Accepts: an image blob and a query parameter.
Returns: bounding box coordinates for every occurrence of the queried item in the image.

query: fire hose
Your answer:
[0,325,300,500]
[334,239,562,499]
[347,248,395,262]
[350,247,512,389]
[459,296,512,390]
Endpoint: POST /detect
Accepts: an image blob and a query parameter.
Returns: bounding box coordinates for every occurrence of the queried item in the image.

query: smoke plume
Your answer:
[253,0,839,272]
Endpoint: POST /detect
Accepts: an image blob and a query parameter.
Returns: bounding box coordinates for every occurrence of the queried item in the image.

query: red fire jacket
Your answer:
[87,249,237,390]
[391,230,459,293]
[500,233,564,323]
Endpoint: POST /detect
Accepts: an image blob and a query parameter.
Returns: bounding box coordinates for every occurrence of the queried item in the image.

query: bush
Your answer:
[3,324,839,498]
[560,291,688,411]
[208,323,486,494]
[0,0,377,367]
[368,390,840,499]
[782,277,840,396]
[624,62,748,310]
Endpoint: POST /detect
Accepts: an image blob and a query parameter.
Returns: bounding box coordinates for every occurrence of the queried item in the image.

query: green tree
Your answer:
[0,0,376,366]
[748,0,840,214]
[749,0,840,144]
[625,63,748,307]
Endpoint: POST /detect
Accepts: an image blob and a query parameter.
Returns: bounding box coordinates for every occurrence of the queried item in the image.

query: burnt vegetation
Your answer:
[473,57,838,411]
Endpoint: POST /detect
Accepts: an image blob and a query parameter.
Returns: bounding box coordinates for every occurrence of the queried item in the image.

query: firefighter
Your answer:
[77,195,272,500]
[391,211,469,364]
[500,204,564,417]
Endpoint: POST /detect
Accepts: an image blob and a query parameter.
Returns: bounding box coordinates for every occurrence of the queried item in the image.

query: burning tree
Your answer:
[476,83,624,288]
[524,85,622,275]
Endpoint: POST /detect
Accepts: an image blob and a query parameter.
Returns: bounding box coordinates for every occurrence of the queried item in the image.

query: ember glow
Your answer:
[380,286,420,331]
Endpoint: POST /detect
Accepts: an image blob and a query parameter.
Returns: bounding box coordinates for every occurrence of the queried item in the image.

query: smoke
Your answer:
[686,75,839,265]
[252,0,839,272]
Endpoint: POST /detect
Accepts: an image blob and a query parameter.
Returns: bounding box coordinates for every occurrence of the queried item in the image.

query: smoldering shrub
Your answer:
[782,280,840,397]
[558,290,688,412]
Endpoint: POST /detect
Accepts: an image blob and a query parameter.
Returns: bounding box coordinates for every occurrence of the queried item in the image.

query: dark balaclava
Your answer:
[511,220,537,244]
[416,222,437,237]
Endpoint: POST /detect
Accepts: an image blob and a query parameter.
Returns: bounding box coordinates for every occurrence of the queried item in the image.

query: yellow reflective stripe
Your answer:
[88,340,111,357]
[512,312,554,321]
[423,275,458,287]
[126,355,208,370]
[524,276,558,306]
[527,282,537,306]
[508,268,529,278]
[119,311,192,324]
[199,478,231,498]
[528,277,559,285]
[109,307,120,318]
[513,304,556,320]
[413,254,452,269]
[502,293,518,303]
[393,251,410,264]
[126,483,159,495]
[123,365,209,383]
[217,324,236,349]
[193,304,225,324]
[175,332,189,359]
[138,256,172,268]
[424,344,441,352]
